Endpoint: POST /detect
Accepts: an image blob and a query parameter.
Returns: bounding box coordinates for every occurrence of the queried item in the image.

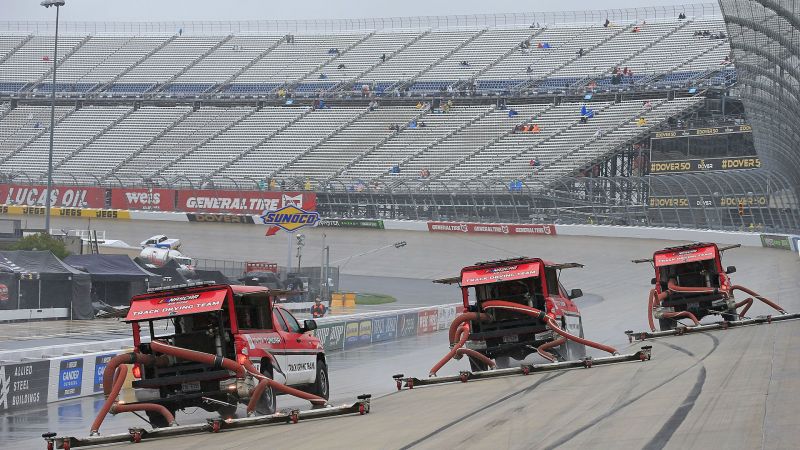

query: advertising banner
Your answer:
[313,322,346,351]
[0,360,50,412]
[760,234,792,250]
[371,315,398,342]
[417,309,438,334]
[176,190,316,214]
[649,156,761,174]
[437,305,457,331]
[651,124,752,140]
[93,354,116,393]
[57,358,83,399]
[0,184,105,208]
[397,313,419,338]
[648,194,769,209]
[358,320,372,345]
[318,218,385,229]
[427,221,556,236]
[344,322,360,347]
[110,188,174,211]
[186,213,256,224]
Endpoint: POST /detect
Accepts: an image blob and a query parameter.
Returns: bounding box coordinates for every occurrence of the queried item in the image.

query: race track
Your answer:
[4,217,800,449]
[132,319,800,450]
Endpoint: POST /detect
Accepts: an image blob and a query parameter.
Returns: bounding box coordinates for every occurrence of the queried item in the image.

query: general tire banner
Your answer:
[427,221,556,236]
[186,213,256,224]
[318,218,385,229]
[651,124,752,140]
[648,194,769,209]
[57,358,83,399]
[0,184,105,208]
[649,156,761,174]
[0,360,50,412]
[177,190,316,214]
[313,322,345,351]
[110,188,174,211]
[371,316,398,342]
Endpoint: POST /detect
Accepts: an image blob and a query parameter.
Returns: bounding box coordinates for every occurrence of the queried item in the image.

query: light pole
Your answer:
[41,0,65,235]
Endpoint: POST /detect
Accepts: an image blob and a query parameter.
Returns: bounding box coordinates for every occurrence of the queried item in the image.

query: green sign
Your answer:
[760,234,791,250]
[318,218,385,229]
[313,322,345,351]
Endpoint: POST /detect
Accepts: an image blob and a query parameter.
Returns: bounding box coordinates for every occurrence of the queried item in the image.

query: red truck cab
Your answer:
[439,257,586,370]
[650,243,737,329]
[126,283,328,426]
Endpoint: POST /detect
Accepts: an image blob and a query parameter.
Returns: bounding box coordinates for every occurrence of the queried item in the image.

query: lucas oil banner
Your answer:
[0,184,105,208]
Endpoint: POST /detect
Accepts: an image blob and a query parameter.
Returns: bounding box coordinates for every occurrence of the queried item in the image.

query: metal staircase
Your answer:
[206,106,316,178]
[399,29,488,90]
[434,104,556,180]
[95,35,176,92]
[272,107,374,178]
[47,106,137,174]
[153,35,234,92]
[100,108,196,181]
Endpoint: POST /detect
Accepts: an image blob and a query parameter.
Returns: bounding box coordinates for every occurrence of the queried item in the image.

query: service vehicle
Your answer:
[126,283,329,426]
[634,242,787,332]
[436,257,588,370]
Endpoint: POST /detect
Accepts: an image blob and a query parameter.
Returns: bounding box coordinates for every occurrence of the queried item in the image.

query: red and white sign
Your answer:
[110,188,174,211]
[126,288,229,321]
[0,184,105,208]
[461,262,542,286]
[654,246,717,267]
[177,190,316,215]
[427,221,556,236]
[417,309,439,334]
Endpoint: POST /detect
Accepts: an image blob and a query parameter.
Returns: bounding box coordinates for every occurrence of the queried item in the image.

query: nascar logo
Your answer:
[260,205,320,232]
[159,294,200,304]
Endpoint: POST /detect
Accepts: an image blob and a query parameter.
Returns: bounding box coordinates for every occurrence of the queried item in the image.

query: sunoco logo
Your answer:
[260,205,320,232]
[159,294,201,304]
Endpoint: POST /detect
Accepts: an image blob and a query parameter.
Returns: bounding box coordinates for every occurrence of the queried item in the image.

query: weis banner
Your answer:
[427,221,556,236]
[177,190,316,214]
[0,185,104,208]
[110,188,175,211]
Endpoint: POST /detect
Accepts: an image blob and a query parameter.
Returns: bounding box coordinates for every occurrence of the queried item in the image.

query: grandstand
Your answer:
[0,4,796,231]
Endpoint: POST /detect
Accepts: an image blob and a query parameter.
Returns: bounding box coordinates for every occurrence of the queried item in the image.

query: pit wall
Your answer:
[0,303,458,413]
[4,204,795,248]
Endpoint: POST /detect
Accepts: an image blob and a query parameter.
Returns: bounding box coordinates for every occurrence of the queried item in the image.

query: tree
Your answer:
[11,233,71,259]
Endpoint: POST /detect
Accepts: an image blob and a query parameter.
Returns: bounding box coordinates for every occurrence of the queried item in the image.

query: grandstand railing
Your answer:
[0,4,721,34]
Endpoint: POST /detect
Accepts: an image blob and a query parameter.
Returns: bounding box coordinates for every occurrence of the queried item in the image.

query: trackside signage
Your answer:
[110,188,174,211]
[428,221,556,236]
[177,190,316,215]
[0,184,104,208]
[0,361,50,412]
[260,205,320,232]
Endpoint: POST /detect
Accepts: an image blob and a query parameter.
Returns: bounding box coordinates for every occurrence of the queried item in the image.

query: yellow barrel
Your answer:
[344,293,357,308]
[330,292,344,308]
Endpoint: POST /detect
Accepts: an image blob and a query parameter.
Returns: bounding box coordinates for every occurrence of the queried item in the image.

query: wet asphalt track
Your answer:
[2,217,799,449]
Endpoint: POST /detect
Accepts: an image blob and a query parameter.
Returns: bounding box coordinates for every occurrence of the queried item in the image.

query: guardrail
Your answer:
[0,303,459,412]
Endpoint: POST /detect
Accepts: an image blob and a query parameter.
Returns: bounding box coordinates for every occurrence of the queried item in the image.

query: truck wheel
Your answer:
[146,409,173,429]
[256,365,277,415]
[494,356,512,369]
[311,360,330,400]
[468,355,489,372]
[658,318,677,331]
